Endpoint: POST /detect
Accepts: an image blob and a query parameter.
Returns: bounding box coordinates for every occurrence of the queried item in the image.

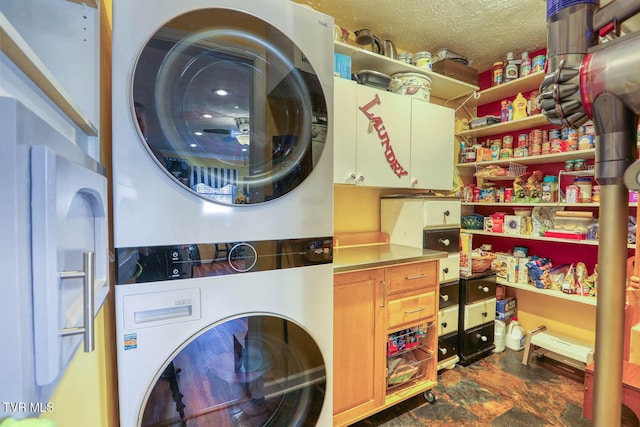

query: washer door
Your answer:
[140,315,326,426]
[132,8,328,205]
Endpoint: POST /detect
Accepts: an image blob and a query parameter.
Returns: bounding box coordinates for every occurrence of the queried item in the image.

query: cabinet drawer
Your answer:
[423,228,460,254]
[387,261,437,295]
[388,291,436,329]
[461,273,497,304]
[439,254,460,285]
[438,306,458,336]
[439,280,459,309]
[438,332,458,362]
[460,322,495,356]
[463,298,496,330]
[423,200,460,227]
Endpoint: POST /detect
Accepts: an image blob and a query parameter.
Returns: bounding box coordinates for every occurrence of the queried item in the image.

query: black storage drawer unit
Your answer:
[458,322,495,366]
[423,227,460,254]
[461,271,497,304]
[438,332,458,362]
[438,280,459,309]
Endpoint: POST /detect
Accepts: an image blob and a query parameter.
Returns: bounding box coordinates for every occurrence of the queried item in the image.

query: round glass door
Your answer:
[132,9,328,205]
[140,315,326,426]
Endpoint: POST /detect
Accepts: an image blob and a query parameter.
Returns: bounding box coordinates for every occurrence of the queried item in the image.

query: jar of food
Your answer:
[592,185,601,203]
[564,160,575,171]
[541,175,558,202]
[492,62,504,86]
[574,177,593,203]
[573,158,585,171]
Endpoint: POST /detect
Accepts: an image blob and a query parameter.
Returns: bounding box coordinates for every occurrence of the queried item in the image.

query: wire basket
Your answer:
[508,162,527,178]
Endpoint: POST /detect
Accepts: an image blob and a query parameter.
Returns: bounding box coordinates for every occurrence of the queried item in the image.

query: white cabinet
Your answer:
[333,78,455,190]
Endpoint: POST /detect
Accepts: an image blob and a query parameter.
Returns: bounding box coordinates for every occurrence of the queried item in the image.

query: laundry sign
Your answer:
[358,94,408,178]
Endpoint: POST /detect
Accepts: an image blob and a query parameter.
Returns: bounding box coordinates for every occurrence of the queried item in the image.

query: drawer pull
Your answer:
[441,321,448,328]
[406,274,426,280]
[482,311,487,318]
[379,280,386,308]
[476,334,488,342]
[444,210,450,217]
[438,238,450,247]
[442,267,449,274]
[405,306,425,314]
[440,294,449,301]
[440,347,447,355]
[478,286,490,293]
[349,173,356,180]
[358,175,365,182]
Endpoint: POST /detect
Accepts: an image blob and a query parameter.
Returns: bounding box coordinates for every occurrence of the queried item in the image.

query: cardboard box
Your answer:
[432,59,479,86]
[504,215,523,235]
[496,308,516,321]
[460,232,473,277]
[334,53,351,79]
[517,257,531,285]
[496,297,516,313]
[506,256,519,283]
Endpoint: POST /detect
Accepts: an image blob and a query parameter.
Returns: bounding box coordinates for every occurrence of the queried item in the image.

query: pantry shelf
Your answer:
[456,148,596,175]
[461,202,600,208]
[496,277,597,306]
[475,71,545,105]
[334,41,479,101]
[456,114,550,139]
[461,229,636,249]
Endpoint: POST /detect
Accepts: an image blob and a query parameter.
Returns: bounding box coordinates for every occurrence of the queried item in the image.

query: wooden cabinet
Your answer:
[333,269,385,422]
[333,78,455,190]
[333,260,439,426]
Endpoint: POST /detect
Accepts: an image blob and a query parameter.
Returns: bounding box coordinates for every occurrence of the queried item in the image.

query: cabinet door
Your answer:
[410,100,455,190]
[355,85,412,188]
[333,269,385,422]
[333,78,358,184]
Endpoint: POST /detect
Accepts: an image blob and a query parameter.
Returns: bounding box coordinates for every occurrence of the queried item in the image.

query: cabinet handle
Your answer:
[442,267,449,274]
[406,274,426,280]
[476,334,488,342]
[411,178,418,186]
[441,321,448,328]
[59,251,95,353]
[482,311,487,318]
[444,210,450,216]
[357,175,365,182]
[440,294,449,301]
[478,286,489,293]
[379,280,386,308]
[439,238,450,247]
[440,347,447,355]
[349,173,356,180]
[405,306,425,314]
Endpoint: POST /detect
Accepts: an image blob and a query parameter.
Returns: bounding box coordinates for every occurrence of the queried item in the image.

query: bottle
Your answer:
[494,319,506,353]
[492,61,504,86]
[520,51,531,77]
[504,52,519,83]
[506,318,526,351]
[512,92,528,120]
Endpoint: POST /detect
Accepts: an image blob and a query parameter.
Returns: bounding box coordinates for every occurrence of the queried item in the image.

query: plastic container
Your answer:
[389,72,432,102]
[506,318,526,351]
[494,320,506,353]
[520,51,531,77]
[412,51,432,70]
[574,177,593,203]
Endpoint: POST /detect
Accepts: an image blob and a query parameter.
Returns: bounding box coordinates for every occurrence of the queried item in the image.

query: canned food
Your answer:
[493,62,504,86]
[592,185,600,203]
[500,148,513,159]
[532,55,546,73]
[502,135,514,149]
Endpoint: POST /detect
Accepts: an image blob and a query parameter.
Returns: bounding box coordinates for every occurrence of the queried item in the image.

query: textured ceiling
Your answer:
[294,0,550,73]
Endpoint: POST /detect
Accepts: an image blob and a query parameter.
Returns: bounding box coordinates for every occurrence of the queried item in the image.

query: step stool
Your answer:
[522,325,594,370]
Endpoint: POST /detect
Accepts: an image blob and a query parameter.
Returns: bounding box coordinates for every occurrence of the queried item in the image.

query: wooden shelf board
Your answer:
[457,114,551,139]
[334,41,478,101]
[456,148,596,169]
[497,277,597,306]
[476,71,545,106]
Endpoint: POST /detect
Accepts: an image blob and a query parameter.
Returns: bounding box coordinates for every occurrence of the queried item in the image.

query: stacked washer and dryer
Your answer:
[112,1,334,426]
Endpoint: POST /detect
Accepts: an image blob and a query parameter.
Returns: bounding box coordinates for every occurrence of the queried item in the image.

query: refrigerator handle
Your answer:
[59,251,95,352]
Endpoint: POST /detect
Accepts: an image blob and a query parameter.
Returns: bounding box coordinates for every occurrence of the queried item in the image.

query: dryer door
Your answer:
[140,315,326,426]
[132,8,328,205]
